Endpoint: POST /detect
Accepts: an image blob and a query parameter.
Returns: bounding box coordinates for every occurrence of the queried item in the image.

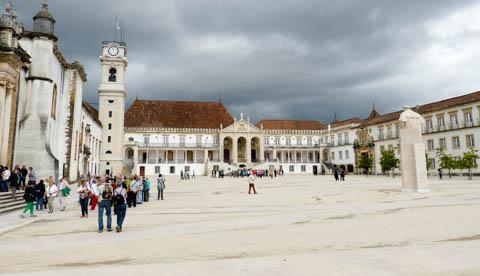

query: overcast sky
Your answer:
[11,0,480,123]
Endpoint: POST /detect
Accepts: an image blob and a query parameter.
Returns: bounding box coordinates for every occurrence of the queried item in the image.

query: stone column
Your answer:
[246,137,252,164]
[232,137,238,164]
[0,82,6,165]
[260,139,265,162]
[133,147,139,175]
[204,149,208,162]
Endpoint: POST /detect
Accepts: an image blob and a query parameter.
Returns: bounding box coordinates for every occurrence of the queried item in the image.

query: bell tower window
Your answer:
[51,84,57,119]
[108,68,117,82]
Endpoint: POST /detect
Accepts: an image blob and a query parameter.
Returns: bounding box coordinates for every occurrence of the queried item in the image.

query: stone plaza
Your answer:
[1,175,479,275]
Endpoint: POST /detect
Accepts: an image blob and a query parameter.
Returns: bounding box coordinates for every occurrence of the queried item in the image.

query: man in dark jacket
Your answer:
[20,166,28,190]
[10,169,20,199]
[21,182,36,218]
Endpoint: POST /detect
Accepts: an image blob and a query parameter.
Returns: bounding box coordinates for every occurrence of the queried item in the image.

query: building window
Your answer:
[378,128,384,140]
[108,123,112,130]
[330,135,334,146]
[169,166,175,174]
[297,137,302,146]
[437,116,445,128]
[106,162,110,165]
[301,165,306,172]
[450,114,458,127]
[109,111,112,118]
[452,136,460,149]
[388,144,394,151]
[464,111,473,125]
[427,139,434,152]
[289,165,294,172]
[51,84,57,119]
[380,145,385,152]
[466,134,475,147]
[345,150,349,159]
[339,151,343,160]
[274,137,280,145]
[286,137,291,146]
[108,136,111,143]
[106,151,112,154]
[154,166,161,174]
[387,126,393,138]
[264,138,269,145]
[108,68,117,82]
[331,152,335,160]
[439,138,447,150]
[344,133,349,144]
[307,137,313,146]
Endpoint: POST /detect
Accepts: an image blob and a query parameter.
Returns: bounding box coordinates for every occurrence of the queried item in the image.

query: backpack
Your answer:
[114,188,125,205]
[102,186,113,200]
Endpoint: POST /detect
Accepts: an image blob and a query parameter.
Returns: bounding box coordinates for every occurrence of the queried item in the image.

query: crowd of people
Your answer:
[0,164,169,234]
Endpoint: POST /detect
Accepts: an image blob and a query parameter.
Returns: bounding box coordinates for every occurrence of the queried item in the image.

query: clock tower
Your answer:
[98,41,127,176]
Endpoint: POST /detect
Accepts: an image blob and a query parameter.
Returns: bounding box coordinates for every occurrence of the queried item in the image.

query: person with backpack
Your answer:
[97,177,113,233]
[20,182,36,218]
[157,174,166,200]
[114,182,127,233]
[34,180,46,211]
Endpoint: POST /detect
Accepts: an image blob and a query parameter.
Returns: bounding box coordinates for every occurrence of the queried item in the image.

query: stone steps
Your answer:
[0,191,26,214]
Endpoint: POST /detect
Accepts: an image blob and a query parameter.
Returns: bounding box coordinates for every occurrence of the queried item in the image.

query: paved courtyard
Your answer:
[0,175,480,275]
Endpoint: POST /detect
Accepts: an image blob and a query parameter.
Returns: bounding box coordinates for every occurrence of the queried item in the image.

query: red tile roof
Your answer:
[331,117,363,128]
[255,119,325,130]
[82,102,102,127]
[124,100,234,129]
[362,91,480,126]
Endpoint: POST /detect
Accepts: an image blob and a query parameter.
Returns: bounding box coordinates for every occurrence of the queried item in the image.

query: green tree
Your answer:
[380,149,400,177]
[436,148,456,178]
[459,148,479,180]
[358,154,373,176]
[426,153,434,170]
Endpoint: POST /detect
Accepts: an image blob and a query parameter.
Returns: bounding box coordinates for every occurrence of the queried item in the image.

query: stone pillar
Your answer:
[246,137,251,164]
[204,149,208,162]
[133,147,139,175]
[260,140,265,162]
[232,137,238,164]
[0,82,7,165]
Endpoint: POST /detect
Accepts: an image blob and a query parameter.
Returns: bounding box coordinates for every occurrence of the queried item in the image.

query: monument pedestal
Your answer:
[400,128,429,193]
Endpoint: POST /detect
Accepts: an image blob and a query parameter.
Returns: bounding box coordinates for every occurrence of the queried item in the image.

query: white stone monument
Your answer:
[398,106,429,192]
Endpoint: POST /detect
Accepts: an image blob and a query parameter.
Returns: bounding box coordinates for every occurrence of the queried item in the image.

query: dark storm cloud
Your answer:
[11,0,480,123]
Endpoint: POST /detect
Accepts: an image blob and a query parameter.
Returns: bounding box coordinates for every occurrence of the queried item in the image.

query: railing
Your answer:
[265,144,320,148]
[138,142,219,148]
[421,119,479,135]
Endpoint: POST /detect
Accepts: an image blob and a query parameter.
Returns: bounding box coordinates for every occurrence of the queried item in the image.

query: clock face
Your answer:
[108,46,119,56]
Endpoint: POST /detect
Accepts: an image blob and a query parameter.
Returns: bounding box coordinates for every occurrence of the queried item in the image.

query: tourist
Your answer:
[144,178,150,202]
[180,170,184,180]
[20,182,36,218]
[333,166,339,181]
[77,180,89,218]
[89,178,99,211]
[46,178,58,213]
[114,182,127,232]
[35,180,46,211]
[10,169,20,199]
[58,177,70,211]
[127,176,139,208]
[137,177,144,205]
[27,167,36,186]
[97,178,113,233]
[340,169,346,181]
[438,168,443,180]
[20,165,28,190]
[157,174,165,200]
[248,171,257,194]
[0,165,9,192]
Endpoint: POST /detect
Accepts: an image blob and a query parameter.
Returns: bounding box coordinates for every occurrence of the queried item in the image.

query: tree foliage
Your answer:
[358,154,373,175]
[458,148,479,180]
[380,149,400,176]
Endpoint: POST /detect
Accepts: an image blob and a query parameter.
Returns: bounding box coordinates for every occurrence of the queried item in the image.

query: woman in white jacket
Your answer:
[46,178,58,213]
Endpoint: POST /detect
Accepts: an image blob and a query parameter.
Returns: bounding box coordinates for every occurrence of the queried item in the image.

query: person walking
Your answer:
[20,182,36,218]
[20,165,28,190]
[10,169,20,199]
[248,171,257,194]
[77,180,89,218]
[89,178,99,211]
[27,167,36,186]
[438,168,443,180]
[34,180,46,211]
[157,174,165,200]
[127,176,139,208]
[97,178,113,233]
[340,169,346,181]
[144,178,150,202]
[0,166,9,192]
[114,183,127,233]
[58,177,70,211]
[333,166,339,181]
[46,178,58,213]
[137,178,144,205]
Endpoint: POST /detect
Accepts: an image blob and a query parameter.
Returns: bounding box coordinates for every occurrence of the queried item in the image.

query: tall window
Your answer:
[450,114,458,127]
[439,138,447,150]
[425,119,432,130]
[337,134,343,145]
[107,136,111,143]
[387,126,393,138]
[466,134,475,147]
[108,68,117,82]
[345,150,349,159]
[437,116,445,128]
[331,152,335,160]
[264,137,269,145]
[339,151,343,160]
[108,123,112,130]
[344,133,349,144]
[155,166,161,174]
[109,111,112,118]
[378,128,384,140]
[51,84,57,119]
[464,111,473,125]
[427,139,434,152]
[452,136,460,149]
